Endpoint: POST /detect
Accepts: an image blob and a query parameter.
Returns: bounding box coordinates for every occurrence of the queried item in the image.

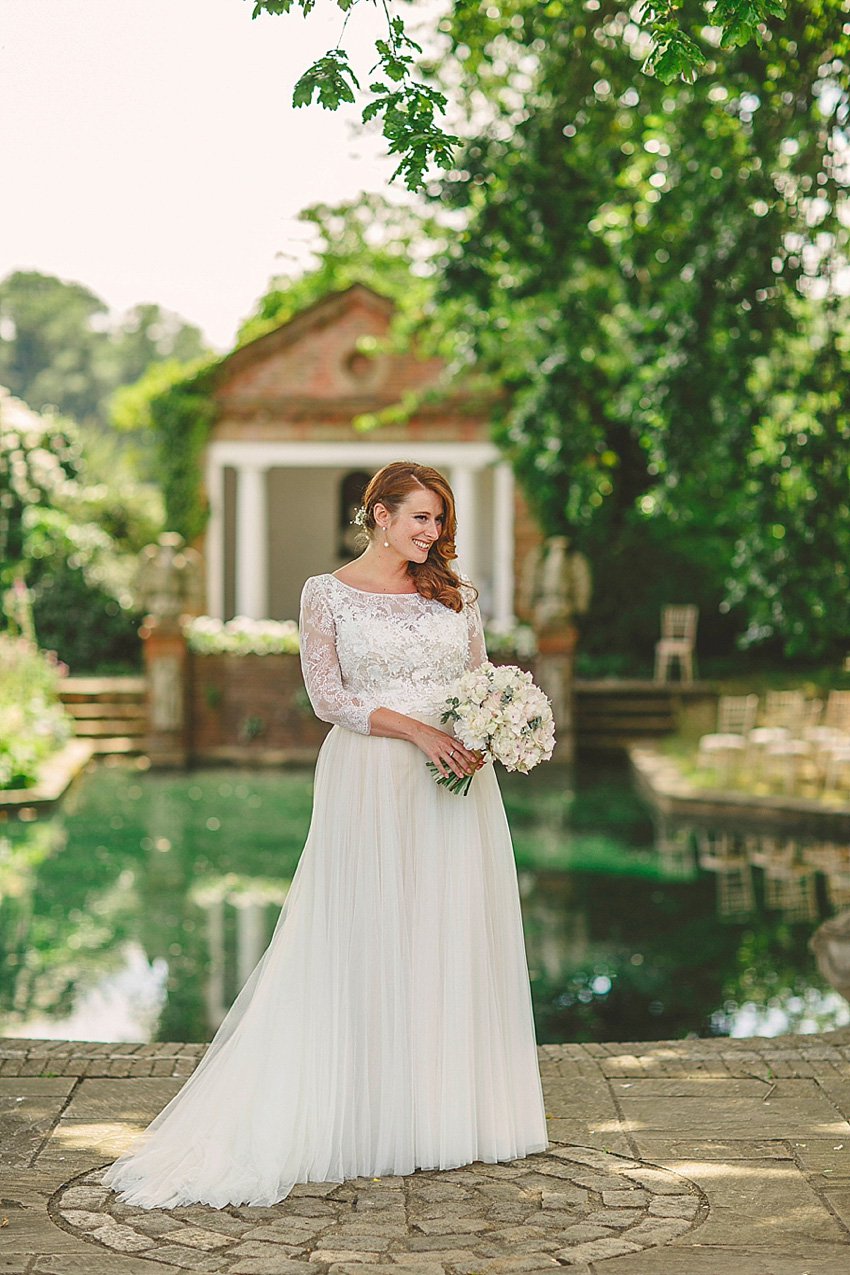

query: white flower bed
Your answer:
[483,620,537,660]
[183,616,299,656]
[184,615,537,660]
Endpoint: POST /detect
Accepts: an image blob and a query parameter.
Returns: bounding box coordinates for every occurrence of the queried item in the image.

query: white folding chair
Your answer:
[697,694,758,786]
[654,605,698,685]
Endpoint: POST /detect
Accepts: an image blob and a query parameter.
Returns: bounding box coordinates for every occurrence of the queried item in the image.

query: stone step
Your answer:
[60,675,145,701]
[72,719,147,737]
[58,676,147,755]
[575,712,676,730]
[86,737,144,754]
[575,679,711,695]
[63,702,146,719]
[576,698,679,713]
[573,679,709,749]
[581,734,672,751]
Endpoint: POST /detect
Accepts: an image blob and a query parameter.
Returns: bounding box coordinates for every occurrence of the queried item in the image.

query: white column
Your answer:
[492,462,515,625]
[236,900,267,990]
[204,896,226,1030]
[451,464,478,585]
[235,464,268,619]
[205,459,225,619]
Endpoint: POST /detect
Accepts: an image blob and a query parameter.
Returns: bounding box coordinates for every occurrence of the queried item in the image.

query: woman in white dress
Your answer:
[104,461,549,1209]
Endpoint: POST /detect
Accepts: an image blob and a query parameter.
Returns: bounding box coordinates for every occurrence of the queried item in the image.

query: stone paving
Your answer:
[2,1031,850,1274]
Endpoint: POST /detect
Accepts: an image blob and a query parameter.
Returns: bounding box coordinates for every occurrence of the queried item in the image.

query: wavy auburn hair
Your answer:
[358,462,476,612]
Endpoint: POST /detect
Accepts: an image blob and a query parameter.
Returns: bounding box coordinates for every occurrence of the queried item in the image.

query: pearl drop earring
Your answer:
[383,526,389,548]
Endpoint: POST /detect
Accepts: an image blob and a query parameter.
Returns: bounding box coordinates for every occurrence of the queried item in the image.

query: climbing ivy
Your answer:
[150,369,219,543]
[112,356,220,543]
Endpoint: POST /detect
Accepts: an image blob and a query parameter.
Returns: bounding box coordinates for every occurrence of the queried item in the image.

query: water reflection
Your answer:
[190,876,290,1029]
[0,756,848,1045]
[659,817,850,925]
[645,814,850,1036]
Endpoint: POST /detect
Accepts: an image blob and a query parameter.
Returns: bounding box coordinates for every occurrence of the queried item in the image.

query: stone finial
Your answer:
[135,532,203,625]
[522,535,592,634]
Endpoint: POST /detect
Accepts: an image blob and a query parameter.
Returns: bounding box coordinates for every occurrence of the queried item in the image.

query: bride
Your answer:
[104,460,549,1208]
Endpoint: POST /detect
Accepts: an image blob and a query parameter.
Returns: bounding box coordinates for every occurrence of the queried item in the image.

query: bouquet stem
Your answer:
[426,761,474,796]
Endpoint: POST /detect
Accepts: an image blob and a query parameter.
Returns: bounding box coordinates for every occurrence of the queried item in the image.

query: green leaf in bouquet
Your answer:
[426,760,474,796]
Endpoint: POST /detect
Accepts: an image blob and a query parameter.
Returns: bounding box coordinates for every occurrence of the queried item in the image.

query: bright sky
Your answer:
[0,0,409,348]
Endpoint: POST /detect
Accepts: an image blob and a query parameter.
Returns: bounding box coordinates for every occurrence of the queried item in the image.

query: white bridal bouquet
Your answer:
[428,662,556,796]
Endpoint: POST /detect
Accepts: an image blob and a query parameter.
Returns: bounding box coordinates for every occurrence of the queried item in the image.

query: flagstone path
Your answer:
[2,1031,850,1274]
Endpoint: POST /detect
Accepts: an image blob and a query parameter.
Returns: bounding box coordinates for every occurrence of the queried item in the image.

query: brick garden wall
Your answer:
[188,653,330,764]
[184,650,533,764]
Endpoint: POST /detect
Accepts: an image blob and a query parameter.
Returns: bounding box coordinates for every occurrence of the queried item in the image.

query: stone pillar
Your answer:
[492,462,515,625]
[135,532,202,768]
[235,464,268,619]
[450,464,478,585]
[535,625,579,764]
[205,458,225,620]
[236,900,267,988]
[204,895,227,1031]
[140,615,190,766]
[525,535,592,765]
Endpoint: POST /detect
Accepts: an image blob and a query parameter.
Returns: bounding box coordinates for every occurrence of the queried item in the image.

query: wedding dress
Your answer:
[103,573,549,1208]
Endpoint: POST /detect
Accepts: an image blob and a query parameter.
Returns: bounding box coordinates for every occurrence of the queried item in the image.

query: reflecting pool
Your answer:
[0,754,847,1044]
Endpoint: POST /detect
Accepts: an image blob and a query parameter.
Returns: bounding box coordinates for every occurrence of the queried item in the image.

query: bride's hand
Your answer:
[412,723,483,778]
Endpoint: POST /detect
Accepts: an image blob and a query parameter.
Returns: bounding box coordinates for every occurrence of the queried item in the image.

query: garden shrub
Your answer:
[1,388,154,671]
[0,635,71,789]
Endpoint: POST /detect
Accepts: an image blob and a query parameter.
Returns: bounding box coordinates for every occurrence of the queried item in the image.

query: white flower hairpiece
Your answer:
[352,505,368,527]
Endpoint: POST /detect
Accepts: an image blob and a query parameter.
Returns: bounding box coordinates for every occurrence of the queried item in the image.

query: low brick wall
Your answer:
[188,652,330,763]
[154,647,549,766]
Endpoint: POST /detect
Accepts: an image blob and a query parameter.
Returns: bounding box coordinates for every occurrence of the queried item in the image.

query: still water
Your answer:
[0,755,847,1044]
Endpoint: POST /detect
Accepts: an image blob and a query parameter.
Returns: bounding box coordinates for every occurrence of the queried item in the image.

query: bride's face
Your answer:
[376,488,445,563]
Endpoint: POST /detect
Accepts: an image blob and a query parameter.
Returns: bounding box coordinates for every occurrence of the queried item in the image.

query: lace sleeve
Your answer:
[463,587,487,671]
[298,577,374,736]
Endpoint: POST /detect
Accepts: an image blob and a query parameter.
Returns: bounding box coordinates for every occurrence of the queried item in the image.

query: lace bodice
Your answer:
[299,574,487,735]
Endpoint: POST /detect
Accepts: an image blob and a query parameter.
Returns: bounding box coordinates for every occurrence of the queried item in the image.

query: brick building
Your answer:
[201,284,540,625]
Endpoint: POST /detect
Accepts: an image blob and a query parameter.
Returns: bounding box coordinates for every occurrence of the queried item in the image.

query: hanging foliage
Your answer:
[112,356,220,543]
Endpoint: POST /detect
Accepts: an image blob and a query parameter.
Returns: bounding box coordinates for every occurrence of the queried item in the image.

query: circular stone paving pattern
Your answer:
[50,1144,707,1272]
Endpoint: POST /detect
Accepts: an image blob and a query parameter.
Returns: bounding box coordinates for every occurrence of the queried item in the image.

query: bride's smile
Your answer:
[381,491,444,562]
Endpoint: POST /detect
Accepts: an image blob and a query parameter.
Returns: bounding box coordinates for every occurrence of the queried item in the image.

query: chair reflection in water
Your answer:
[804,843,850,911]
[654,817,697,880]
[669,818,850,923]
[697,831,755,918]
[745,835,819,923]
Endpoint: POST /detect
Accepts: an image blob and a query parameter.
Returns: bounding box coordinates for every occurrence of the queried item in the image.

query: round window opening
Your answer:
[344,350,373,381]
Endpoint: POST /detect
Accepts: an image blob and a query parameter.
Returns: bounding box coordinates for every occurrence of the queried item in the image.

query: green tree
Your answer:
[237,195,442,344]
[0,271,208,429]
[724,304,850,656]
[110,303,207,390]
[252,0,789,189]
[0,272,109,423]
[430,0,848,662]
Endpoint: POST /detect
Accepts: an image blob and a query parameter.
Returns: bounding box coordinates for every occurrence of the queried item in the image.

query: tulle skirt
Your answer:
[103,716,549,1208]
